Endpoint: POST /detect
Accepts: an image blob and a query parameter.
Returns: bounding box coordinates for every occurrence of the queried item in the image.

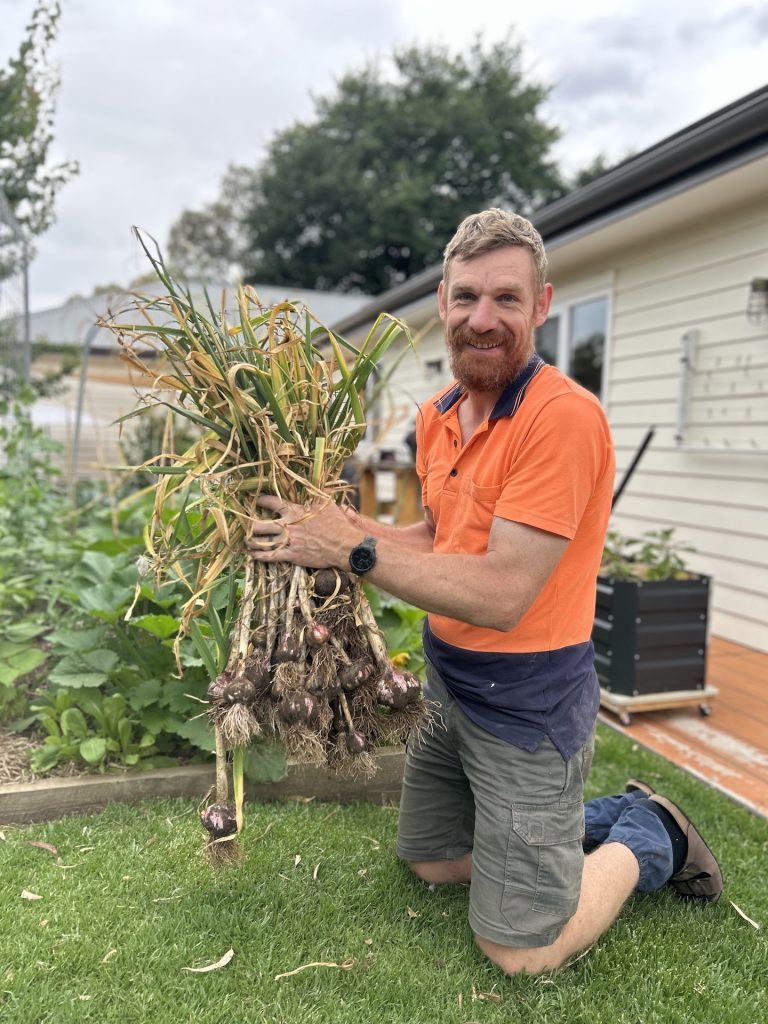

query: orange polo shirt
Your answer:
[416,359,615,654]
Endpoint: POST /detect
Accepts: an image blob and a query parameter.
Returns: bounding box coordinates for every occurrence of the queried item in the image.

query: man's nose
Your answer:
[467,296,498,333]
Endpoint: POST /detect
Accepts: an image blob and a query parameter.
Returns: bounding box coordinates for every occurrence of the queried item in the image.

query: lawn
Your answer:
[1,724,766,1024]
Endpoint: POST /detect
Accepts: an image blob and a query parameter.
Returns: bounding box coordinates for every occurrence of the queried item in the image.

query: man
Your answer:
[247,209,722,974]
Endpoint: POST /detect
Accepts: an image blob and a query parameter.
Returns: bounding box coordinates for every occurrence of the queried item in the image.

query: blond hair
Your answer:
[443,208,547,293]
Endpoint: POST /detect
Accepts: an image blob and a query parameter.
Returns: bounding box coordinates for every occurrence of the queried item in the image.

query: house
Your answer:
[10,281,370,483]
[331,85,768,655]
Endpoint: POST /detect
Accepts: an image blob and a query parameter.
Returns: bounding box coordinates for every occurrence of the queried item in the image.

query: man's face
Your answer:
[437,246,553,395]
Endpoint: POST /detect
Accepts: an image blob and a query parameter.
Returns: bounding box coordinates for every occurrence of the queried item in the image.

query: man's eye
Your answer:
[498,294,518,303]
[454,292,475,302]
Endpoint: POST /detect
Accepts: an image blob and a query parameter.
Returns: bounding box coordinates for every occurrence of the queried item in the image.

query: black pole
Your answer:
[612,426,655,510]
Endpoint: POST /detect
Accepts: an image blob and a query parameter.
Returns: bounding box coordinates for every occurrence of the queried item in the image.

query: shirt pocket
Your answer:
[450,482,504,552]
[470,482,503,507]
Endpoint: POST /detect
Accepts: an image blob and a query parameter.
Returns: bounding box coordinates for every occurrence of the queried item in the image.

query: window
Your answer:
[425,358,443,380]
[535,315,559,366]
[535,294,608,399]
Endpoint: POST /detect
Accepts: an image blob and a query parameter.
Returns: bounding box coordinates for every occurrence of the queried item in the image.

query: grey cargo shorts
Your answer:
[396,662,594,948]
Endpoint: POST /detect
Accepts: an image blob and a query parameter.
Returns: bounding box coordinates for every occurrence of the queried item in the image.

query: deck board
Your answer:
[599,636,768,817]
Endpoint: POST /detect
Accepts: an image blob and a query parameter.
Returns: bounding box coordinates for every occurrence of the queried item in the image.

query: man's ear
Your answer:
[533,283,553,327]
[437,279,447,323]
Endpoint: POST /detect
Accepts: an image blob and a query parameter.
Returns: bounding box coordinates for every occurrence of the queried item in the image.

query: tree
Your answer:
[168,36,566,295]
[571,153,615,190]
[167,164,253,282]
[0,0,78,268]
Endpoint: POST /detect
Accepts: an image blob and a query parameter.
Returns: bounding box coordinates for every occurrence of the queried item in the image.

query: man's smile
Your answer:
[465,339,504,350]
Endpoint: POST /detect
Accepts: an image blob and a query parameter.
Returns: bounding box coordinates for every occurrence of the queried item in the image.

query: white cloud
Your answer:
[1,0,767,312]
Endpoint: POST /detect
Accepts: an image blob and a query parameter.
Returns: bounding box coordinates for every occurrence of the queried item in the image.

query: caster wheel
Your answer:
[619,712,632,726]
[698,704,712,717]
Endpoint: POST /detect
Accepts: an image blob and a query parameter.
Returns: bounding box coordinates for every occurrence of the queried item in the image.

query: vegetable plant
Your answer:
[600,528,697,581]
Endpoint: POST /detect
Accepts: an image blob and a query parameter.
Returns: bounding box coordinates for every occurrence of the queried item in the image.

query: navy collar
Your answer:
[433,354,545,419]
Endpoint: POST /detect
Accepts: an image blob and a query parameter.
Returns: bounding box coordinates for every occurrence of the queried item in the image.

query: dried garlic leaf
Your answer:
[21,890,42,901]
[275,959,355,982]
[182,948,235,973]
[729,901,761,930]
[28,841,58,856]
[406,906,420,919]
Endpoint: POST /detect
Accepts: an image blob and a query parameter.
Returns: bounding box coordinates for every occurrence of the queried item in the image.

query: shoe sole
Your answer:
[649,794,723,902]
[625,778,655,797]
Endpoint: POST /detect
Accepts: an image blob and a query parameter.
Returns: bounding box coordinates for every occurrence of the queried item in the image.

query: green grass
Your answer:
[1,725,766,1024]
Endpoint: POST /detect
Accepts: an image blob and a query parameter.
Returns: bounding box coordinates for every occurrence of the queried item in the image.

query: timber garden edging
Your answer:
[0,747,406,825]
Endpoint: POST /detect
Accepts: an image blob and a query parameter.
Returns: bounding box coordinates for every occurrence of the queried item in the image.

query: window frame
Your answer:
[539,288,612,404]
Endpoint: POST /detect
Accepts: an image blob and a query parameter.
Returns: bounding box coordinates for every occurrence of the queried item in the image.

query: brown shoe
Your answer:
[649,794,723,902]
[626,778,655,797]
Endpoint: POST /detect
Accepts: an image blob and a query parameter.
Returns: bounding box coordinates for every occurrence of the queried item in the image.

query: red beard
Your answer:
[446,324,533,393]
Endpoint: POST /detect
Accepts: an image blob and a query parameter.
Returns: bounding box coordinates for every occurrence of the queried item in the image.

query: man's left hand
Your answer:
[245,495,362,569]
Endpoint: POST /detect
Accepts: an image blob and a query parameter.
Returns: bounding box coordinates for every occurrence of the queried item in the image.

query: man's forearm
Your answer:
[346,510,434,551]
[365,539,517,632]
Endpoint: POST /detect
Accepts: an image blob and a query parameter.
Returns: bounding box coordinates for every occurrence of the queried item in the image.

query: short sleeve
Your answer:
[493,393,612,539]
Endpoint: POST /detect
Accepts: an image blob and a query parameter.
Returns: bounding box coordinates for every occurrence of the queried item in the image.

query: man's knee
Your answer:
[474,932,564,976]
[403,853,472,885]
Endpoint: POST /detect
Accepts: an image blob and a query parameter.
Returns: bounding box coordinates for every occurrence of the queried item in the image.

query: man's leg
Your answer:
[409,853,473,885]
[476,841,639,974]
[396,666,475,880]
[475,788,722,975]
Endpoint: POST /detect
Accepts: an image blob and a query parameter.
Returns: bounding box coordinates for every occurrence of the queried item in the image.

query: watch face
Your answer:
[350,542,376,574]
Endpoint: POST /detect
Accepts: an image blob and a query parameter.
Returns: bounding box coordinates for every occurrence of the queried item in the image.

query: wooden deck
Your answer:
[598,636,768,817]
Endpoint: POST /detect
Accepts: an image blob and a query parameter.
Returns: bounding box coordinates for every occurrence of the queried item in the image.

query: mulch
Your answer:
[0,726,34,784]
[0,727,84,786]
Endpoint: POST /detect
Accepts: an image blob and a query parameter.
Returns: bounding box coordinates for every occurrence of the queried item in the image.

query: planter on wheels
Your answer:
[592,574,711,699]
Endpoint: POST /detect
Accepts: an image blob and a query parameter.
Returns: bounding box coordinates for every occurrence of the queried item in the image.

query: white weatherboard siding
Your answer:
[605,198,768,653]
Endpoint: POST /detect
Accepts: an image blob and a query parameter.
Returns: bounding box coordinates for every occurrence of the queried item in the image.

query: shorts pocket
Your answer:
[502,803,584,931]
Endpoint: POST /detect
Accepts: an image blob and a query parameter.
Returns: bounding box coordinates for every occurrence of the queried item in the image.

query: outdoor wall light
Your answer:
[747,277,768,325]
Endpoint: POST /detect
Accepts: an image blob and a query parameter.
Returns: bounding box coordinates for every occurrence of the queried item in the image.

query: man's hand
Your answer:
[245,495,364,569]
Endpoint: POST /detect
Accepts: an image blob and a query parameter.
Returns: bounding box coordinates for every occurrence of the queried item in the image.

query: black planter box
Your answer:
[592,574,710,697]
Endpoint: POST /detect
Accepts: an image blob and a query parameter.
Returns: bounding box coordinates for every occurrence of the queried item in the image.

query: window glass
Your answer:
[535,314,559,365]
[569,297,606,396]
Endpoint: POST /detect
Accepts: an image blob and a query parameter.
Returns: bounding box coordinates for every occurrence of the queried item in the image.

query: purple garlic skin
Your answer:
[312,569,350,596]
[306,623,331,647]
[278,693,319,726]
[244,656,271,695]
[345,730,368,754]
[339,661,374,692]
[207,672,231,703]
[200,804,237,838]
[221,677,256,705]
[377,672,410,710]
[273,636,301,664]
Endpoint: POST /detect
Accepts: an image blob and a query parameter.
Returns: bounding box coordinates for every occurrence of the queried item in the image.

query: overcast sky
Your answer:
[2,0,768,312]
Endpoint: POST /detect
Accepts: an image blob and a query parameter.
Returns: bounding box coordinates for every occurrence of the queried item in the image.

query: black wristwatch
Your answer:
[348,536,377,575]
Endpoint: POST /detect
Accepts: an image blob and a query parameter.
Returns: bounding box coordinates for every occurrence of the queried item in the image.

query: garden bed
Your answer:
[0,745,405,825]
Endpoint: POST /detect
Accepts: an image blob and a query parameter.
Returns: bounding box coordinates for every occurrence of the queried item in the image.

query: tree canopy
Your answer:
[168,36,567,295]
[0,0,78,267]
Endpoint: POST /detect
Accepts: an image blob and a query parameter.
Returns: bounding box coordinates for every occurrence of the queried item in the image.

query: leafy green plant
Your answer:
[600,528,696,582]
[365,586,426,680]
[27,690,160,773]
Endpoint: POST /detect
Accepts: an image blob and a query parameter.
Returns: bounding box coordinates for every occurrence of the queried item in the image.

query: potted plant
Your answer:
[592,529,711,707]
